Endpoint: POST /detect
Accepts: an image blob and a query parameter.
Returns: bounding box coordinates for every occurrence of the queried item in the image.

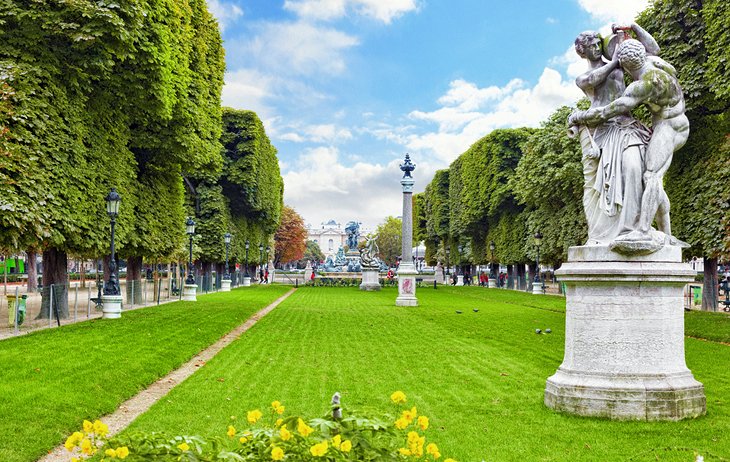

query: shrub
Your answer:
[63,393,457,461]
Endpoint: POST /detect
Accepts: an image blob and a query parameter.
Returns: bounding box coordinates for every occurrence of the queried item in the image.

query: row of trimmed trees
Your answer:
[416,0,730,308]
[0,1,284,316]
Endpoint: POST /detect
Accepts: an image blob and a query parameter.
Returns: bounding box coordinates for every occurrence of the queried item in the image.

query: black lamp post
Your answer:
[103,188,121,296]
[258,243,264,278]
[458,244,464,276]
[534,231,543,285]
[244,240,250,278]
[186,217,196,285]
[489,240,496,280]
[224,233,231,279]
[266,245,270,267]
[445,246,450,276]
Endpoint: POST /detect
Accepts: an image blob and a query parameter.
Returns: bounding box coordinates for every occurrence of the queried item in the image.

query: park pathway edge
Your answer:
[38,288,297,462]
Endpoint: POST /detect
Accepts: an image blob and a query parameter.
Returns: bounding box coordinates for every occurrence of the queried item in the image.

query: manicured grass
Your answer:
[686,310,730,343]
[124,286,730,461]
[0,285,290,462]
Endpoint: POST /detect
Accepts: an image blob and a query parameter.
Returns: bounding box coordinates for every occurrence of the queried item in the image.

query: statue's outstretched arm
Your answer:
[571,80,649,126]
[576,53,620,90]
[630,22,660,56]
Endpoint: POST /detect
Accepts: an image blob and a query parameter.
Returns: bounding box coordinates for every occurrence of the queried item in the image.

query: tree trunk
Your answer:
[703,256,718,312]
[528,263,537,290]
[507,264,514,289]
[201,261,212,291]
[26,250,38,293]
[39,247,69,319]
[126,256,143,305]
[516,264,525,290]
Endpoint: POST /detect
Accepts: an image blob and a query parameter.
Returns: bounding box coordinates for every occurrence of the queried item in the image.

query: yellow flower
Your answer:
[399,448,412,456]
[444,459,457,462]
[275,405,285,415]
[247,409,263,424]
[227,425,236,437]
[427,443,439,455]
[178,442,190,452]
[279,426,292,441]
[105,448,118,458]
[64,437,76,452]
[80,438,93,455]
[297,418,314,437]
[116,446,129,459]
[271,446,284,461]
[272,400,282,409]
[340,439,352,453]
[395,417,409,430]
[433,451,442,459]
[390,391,407,404]
[83,420,94,433]
[309,441,328,457]
[239,431,253,444]
[71,458,81,462]
[275,418,283,427]
[93,420,109,436]
[418,415,430,431]
[332,434,341,449]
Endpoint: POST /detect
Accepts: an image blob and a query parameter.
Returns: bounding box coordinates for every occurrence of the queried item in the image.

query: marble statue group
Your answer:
[568,23,688,255]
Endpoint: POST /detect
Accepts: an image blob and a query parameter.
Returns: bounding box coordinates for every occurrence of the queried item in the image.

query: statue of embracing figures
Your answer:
[568,23,689,255]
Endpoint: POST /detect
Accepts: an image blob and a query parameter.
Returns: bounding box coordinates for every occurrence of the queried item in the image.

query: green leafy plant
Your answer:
[64,393,456,461]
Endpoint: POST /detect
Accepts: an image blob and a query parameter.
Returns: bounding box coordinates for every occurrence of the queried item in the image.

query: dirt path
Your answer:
[38,288,296,462]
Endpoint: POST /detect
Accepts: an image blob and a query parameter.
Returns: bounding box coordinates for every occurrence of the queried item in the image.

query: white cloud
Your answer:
[276,124,353,143]
[206,0,244,32]
[233,21,359,77]
[577,0,649,23]
[394,68,582,164]
[284,0,418,23]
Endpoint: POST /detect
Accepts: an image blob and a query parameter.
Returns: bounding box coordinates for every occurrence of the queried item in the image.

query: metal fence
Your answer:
[0,277,197,338]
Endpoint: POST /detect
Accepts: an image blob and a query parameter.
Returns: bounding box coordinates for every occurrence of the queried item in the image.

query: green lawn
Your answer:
[122,286,730,461]
[0,285,290,462]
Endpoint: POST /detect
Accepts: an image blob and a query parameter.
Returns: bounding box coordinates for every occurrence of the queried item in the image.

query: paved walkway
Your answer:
[38,288,296,462]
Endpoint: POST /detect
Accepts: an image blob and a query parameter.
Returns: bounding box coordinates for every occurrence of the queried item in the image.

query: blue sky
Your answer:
[207,0,648,229]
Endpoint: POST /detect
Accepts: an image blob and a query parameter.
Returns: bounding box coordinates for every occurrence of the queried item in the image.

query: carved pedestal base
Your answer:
[545,245,705,420]
[182,284,198,302]
[396,264,418,306]
[242,277,251,287]
[221,279,232,292]
[360,270,381,291]
[488,279,497,288]
[101,295,122,319]
[455,275,464,286]
[532,281,543,294]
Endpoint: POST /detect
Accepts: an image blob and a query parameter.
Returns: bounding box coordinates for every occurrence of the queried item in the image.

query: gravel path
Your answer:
[38,288,296,462]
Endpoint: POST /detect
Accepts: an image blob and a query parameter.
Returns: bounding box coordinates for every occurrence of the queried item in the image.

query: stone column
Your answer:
[396,154,418,306]
[545,245,705,420]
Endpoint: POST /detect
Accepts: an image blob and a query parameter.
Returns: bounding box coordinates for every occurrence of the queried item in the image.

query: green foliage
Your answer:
[514,106,586,264]
[374,216,402,266]
[220,108,284,261]
[638,0,730,261]
[297,240,325,268]
[0,0,225,260]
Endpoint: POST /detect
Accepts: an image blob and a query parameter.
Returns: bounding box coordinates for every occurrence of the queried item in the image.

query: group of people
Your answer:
[257,267,269,284]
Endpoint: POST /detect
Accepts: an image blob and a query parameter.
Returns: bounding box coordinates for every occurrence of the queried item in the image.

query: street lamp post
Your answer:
[489,240,498,288]
[265,245,271,283]
[456,245,464,286]
[243,240,251,287]
[101,189,123,319]
[258,243,264,284]
[183,217,198,301]
[222,233,232,292]
[533,231,543,295]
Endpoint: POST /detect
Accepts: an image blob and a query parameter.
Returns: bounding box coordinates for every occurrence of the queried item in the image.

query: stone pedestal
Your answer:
[488,279,497,288]
[455,275,464,286]
[396,263,418,306]
[101,294,122,319]
[545,245,705,420]
[242,277,251,287]
[182,284,198,302]
[532,281,543,294]
[304,262,313,282]
[435,263,445,284]
[360,270,381,291]
[221,279,232,292]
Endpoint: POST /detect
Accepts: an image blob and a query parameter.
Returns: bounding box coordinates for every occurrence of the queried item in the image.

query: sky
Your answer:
[207,0,649,230]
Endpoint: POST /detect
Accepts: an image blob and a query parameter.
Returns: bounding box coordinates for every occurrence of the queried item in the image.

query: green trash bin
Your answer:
[6,294,26,327]
[692,286,702,306]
